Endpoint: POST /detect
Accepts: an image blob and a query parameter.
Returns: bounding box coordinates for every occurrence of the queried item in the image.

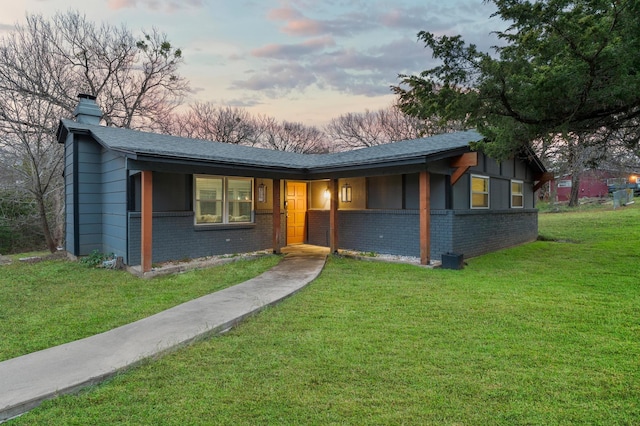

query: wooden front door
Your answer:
[286,182,307,245]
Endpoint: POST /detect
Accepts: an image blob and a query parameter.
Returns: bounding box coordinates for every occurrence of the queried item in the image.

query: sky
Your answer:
[1,0,504,127]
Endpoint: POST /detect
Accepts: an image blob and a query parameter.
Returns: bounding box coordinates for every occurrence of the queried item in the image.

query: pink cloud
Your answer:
[266,5,326,37]
[107,0,136,9]
[282,18,324,36]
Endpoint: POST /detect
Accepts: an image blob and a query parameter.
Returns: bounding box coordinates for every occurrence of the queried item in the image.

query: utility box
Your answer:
[441,253,464,270]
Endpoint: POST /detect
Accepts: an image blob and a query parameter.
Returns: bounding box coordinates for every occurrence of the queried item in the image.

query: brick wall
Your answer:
[339,210,420,256]
[451,209,538,258]
[128,210,283,265]
[431,210,454,259]
[308,208,538,261]
[308,210,330,247]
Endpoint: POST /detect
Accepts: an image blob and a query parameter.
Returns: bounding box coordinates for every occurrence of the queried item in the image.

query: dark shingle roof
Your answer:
[58,119,483,172]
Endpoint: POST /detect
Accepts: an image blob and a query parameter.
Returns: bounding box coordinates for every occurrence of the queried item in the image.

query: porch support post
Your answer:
[419,171,431,266]
[329,178,339,254]
[141,170,153,273]
[272,178,282,254]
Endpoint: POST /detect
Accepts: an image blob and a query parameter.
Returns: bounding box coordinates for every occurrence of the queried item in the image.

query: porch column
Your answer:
[329,178,339,254]
[141,170,153,273]
[272,178,282,254]
[419,171,431,265]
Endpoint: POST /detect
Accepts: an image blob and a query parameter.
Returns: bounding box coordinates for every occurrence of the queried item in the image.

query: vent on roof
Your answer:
[73,93,102,125]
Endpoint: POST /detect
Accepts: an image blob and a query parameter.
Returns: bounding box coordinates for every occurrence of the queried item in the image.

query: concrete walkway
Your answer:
[0,247,328,423]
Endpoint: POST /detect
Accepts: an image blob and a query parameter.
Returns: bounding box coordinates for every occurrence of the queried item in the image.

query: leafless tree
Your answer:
[0,93,64,251]
[0,11,188,252]
[325,105,464,151]
[533,128,636,206]
[164,102,261,145]
[256,116,328,154]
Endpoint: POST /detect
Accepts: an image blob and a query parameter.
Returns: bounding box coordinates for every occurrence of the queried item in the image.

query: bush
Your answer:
[80,250,114,268]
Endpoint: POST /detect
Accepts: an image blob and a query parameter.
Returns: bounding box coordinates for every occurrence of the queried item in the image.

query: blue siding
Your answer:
[75,137,103,255]
[64,134,75,254]
[62,134,128,260]
[100,149,127,260]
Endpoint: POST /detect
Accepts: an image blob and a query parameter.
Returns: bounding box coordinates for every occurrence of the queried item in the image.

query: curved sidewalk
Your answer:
[0,248,327,423]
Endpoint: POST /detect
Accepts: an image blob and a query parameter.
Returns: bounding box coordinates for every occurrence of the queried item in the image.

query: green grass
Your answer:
[6,205,640,424]
[0,255,281,361]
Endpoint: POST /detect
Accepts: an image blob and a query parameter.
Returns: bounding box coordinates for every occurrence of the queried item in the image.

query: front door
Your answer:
[286,181,307,245]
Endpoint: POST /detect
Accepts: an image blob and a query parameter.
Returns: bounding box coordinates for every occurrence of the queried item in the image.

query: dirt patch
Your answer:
[537,235,580,244]
[16,251,69,264]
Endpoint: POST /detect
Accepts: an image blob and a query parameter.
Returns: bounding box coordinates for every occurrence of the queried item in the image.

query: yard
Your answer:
[3,204,639,424]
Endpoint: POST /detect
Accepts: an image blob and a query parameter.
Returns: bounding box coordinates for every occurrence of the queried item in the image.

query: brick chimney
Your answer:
[73,94,102,125]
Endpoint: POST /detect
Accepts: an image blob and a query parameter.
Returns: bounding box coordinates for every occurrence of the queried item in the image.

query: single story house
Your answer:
[57,95,551,272]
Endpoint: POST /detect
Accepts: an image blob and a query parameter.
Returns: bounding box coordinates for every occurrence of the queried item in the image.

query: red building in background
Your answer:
[552,170,618,202]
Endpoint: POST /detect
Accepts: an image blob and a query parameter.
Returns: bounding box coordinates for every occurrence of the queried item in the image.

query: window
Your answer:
[511,180,524,208]
[557,180,572,188]
[195,175,252,224]
[471,175,490,208]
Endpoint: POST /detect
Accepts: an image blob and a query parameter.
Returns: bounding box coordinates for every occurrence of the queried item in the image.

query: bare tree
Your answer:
[325,105,463,151]
[164,102,261,145]
[0,93,64,252]
[257,116,328,154]
[0,11,188,252]
[534,129,629,207]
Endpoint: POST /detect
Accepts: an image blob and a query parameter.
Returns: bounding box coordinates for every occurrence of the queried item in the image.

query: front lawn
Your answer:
[0,255,281,361]
[6,205,640,424]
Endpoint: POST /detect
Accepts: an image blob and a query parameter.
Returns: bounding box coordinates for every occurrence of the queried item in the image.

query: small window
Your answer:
[557,180,572,188]
[471,175,490,209]
[195,175,252,224]
[511,180,524,208]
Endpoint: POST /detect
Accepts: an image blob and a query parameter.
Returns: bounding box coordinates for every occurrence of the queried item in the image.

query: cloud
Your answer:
[225,97,264,108]
[266,4,368,37]
[281,18,326,37]
[267,7,302,21]
[251,36,335,59]
[107,0,204,12]
[231,34,429,99]
[232,1,503,100]
[0,23,14,34]
[230,63,318,96]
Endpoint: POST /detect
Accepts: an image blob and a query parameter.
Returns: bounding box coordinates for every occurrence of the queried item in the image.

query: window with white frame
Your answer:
[471,175,490,208]
[511,180,524,208]
[195,175,252,224]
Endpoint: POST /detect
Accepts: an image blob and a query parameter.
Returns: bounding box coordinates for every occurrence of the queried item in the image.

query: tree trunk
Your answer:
[568,174,581,207]
[36,194,57,253]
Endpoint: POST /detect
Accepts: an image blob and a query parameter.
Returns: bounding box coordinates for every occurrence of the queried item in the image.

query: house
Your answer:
[57,95,550,272]
[552,170,619,201]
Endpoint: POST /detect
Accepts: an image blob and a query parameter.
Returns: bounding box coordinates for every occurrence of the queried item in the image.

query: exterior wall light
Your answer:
[324,187,331,199]
[257,182,266,203]
[341,182,352,203]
